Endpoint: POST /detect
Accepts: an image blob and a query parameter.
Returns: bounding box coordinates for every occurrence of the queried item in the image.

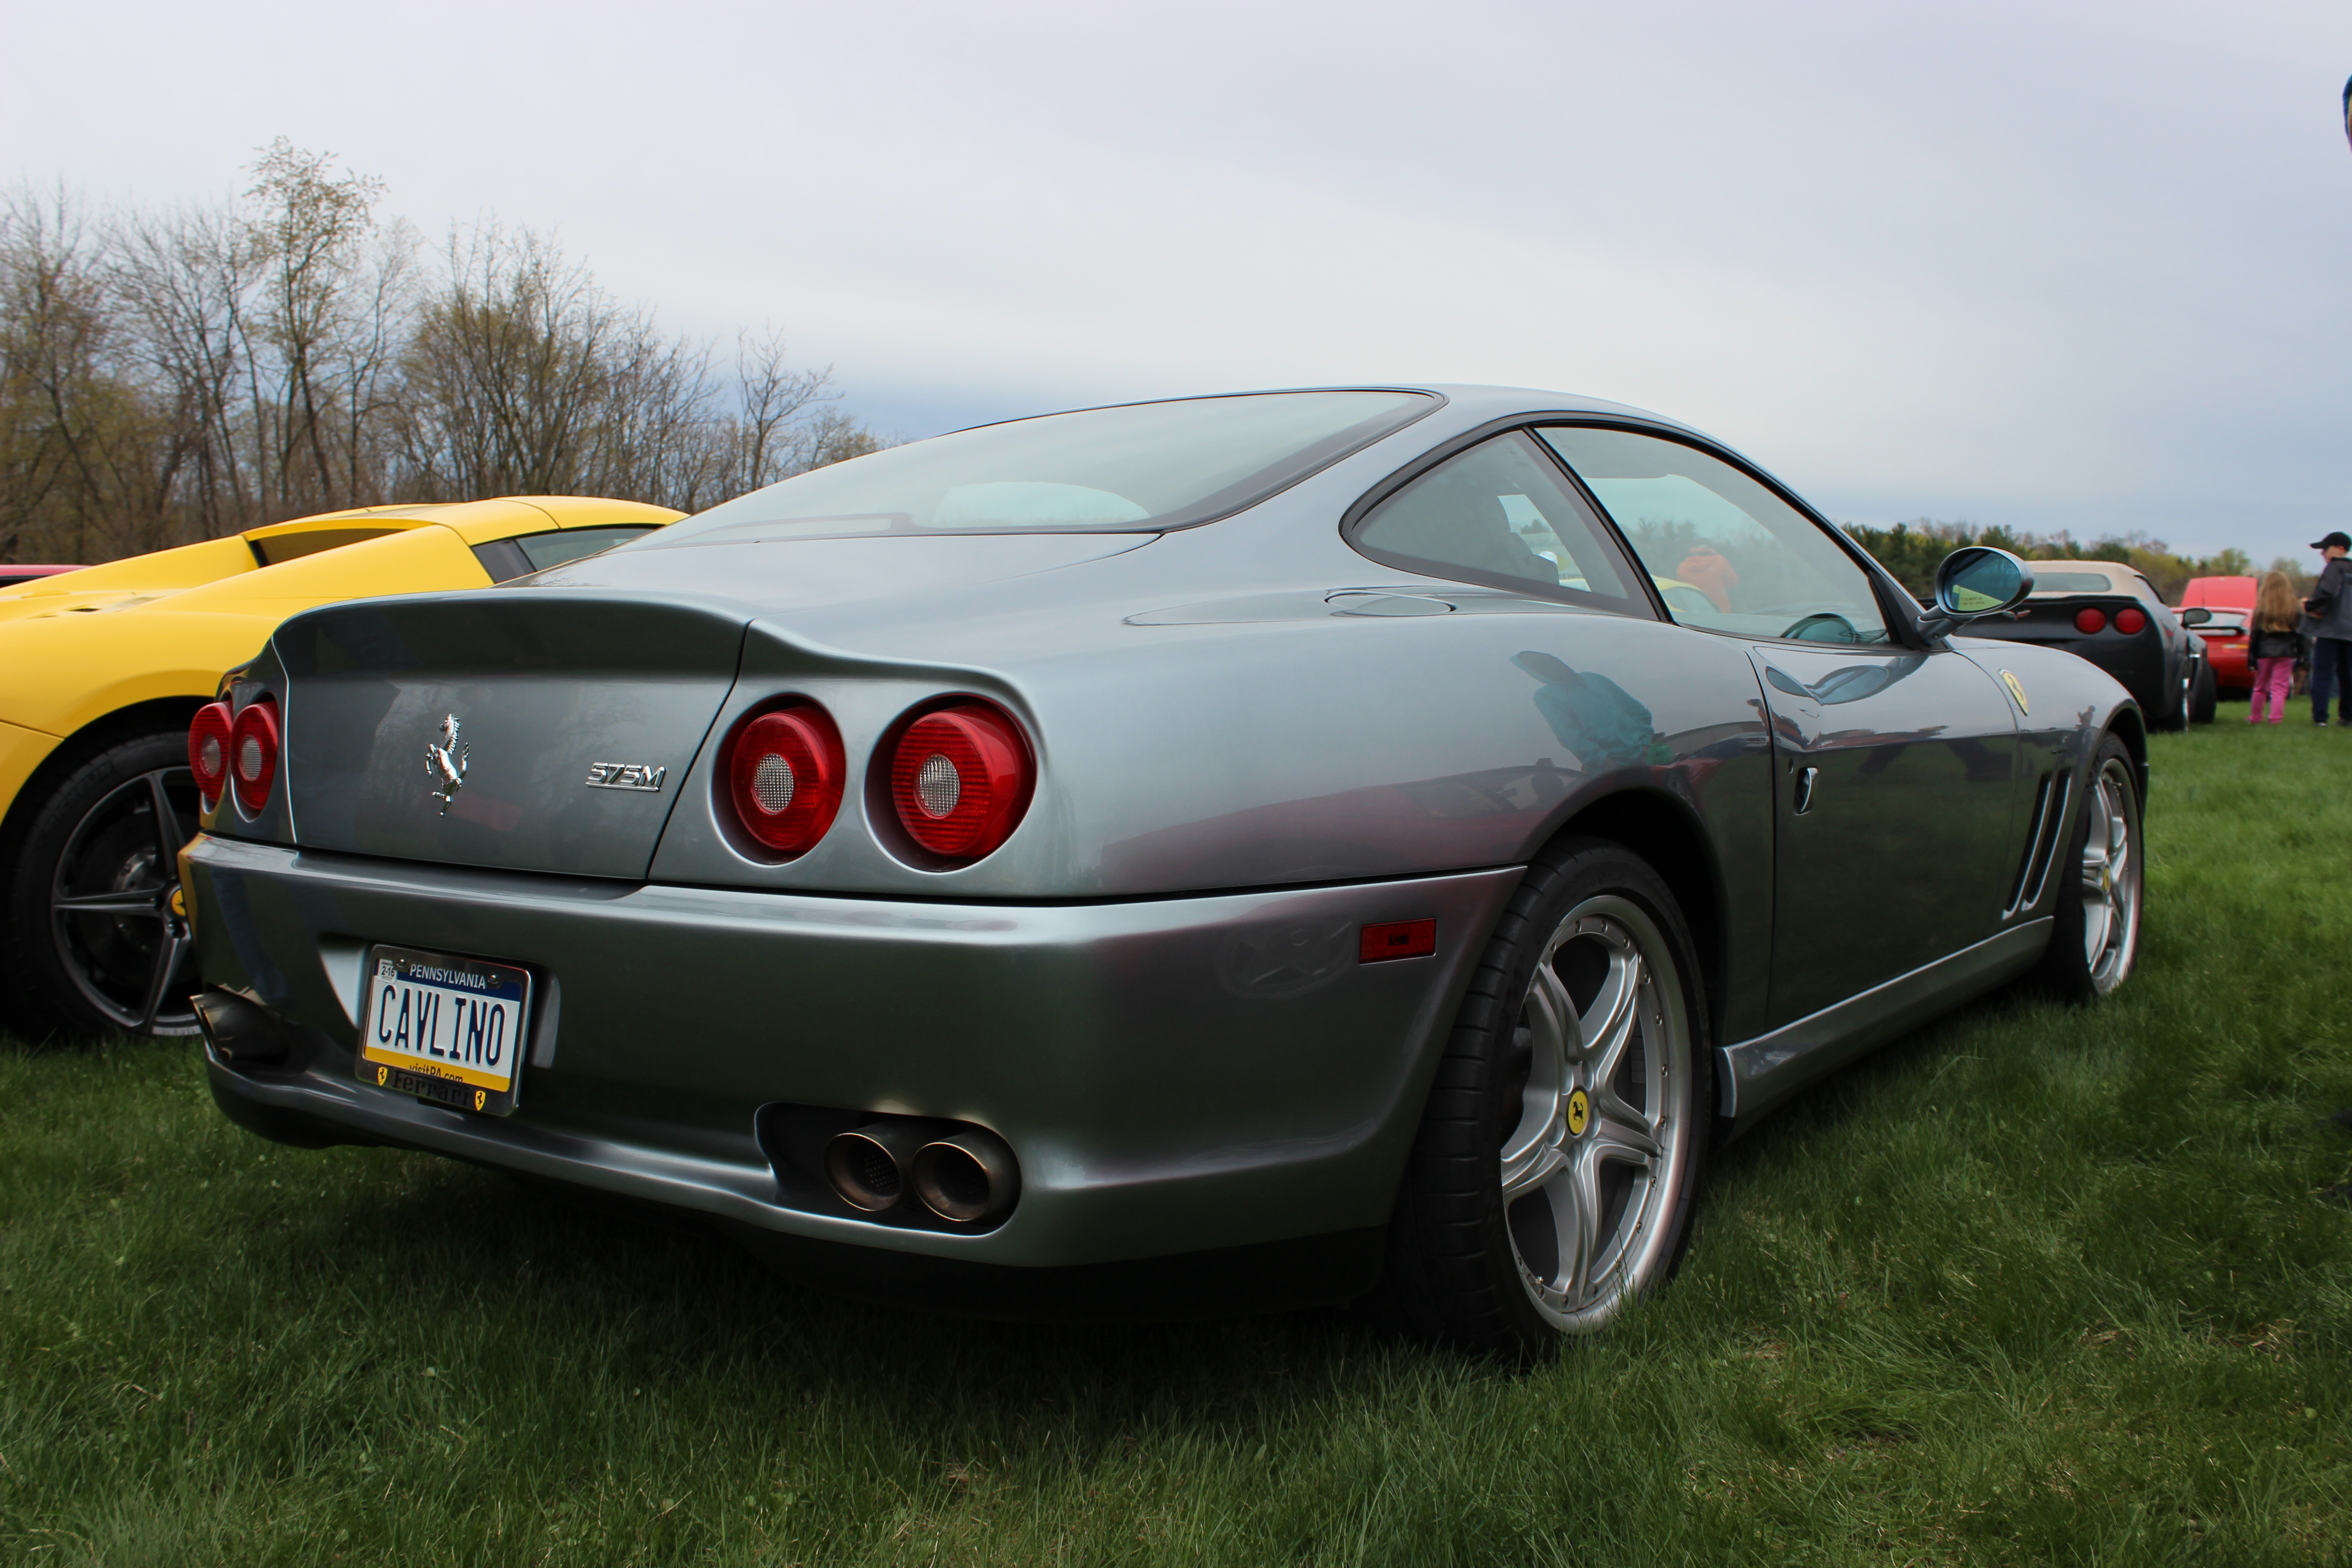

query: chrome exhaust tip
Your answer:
[191,989,289,1063]
[821,1122,929,1212]
[911,1127,1020,1224]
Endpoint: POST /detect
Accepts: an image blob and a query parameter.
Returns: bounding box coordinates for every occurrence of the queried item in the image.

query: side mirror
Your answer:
[1919,547,2034,638]
[2180,606,2212,627]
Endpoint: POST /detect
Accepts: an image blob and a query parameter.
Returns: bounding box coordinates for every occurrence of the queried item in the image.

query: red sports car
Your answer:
[2181,575,2256,693]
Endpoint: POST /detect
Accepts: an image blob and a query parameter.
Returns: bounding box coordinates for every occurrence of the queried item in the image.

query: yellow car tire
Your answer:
[2,723,201,1039]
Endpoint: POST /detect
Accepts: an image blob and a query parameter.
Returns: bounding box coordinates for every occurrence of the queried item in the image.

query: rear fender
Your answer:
[1549,786,1734,1060]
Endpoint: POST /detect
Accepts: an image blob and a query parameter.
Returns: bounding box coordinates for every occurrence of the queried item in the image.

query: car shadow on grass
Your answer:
[213,1131,1430,1456]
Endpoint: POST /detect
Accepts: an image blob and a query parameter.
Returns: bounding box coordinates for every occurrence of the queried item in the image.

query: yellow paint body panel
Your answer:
[0,536,266,622]
[0,496,681,827]
[0,719,62,830]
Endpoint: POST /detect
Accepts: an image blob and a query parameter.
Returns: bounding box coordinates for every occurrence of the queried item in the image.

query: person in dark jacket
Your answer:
[2302,530,2352,724]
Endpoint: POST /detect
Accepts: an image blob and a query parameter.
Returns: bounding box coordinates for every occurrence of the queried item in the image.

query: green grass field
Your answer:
[5,717,2349,1566]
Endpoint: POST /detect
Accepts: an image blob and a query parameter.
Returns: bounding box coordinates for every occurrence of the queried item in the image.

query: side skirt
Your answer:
[1715,918,2050,1130]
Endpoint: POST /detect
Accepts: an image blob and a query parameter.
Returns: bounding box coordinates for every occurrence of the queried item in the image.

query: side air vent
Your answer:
[2003,772,2053,916]
[2005,769,2073,918]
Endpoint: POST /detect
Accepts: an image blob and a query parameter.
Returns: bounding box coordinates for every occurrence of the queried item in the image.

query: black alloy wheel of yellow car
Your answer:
[0,725,202,1039]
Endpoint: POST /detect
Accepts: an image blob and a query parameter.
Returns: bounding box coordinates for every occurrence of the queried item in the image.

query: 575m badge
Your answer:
[584,762,666,792]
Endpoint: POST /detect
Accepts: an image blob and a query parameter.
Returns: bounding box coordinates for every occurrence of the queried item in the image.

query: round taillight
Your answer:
[2114,607,2148,635]
[721,702,845,857]
[2074,608,2107,635]
[229,700,279,815]
[188,702,233,807]
[887,701,1034,862]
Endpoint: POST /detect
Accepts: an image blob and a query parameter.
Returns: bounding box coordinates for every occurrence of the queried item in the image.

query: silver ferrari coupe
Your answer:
[181,387,2146,1356]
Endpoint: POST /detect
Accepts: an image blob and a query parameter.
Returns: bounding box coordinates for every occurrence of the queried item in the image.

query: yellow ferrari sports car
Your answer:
[0,496,681,1039]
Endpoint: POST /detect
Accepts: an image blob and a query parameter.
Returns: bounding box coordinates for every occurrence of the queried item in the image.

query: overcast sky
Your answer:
[7,0,2351,566]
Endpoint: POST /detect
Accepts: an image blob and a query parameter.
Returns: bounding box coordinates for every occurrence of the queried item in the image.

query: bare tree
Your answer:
[0,190,178,562]
[1,148,877,562]
[396,223,629,497]
[393,225,867,510]
[242,137,396,516]
[108,200,259,539]
[723,327,838,493]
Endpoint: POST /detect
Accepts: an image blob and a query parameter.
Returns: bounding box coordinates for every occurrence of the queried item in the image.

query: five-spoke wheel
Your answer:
[2032,731,2144,1002]
[3,728,202,1039]
[1499,897,1692,1332]
[2075,751,2141,996]
[1375,838,1706,1358]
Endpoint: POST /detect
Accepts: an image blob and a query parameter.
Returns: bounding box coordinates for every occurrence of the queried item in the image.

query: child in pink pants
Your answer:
[2249,652,2294,721]
[2247,571,2305,724]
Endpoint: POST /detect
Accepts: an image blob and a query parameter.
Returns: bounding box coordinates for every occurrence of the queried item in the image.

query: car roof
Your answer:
[2181,574,2257,609]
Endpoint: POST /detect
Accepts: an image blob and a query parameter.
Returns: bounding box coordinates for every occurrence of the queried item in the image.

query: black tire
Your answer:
[2030,733,2143,1002]
[1370,837,1710,1359]
[2189,659,2217,725]
[2154,657,2190,731]
[1,728,201,1041]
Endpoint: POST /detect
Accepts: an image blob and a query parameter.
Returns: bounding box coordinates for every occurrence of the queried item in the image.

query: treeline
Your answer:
[0,142,877,564]
[1847,519,2290,603]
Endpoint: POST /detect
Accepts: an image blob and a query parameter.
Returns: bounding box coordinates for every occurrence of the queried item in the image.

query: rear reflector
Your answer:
[720,701,845,857]
[887,701,1034,862]
[2114,607,2147,635]
[188,702,233,807]
[229,699,279,815]
[2073,608,2107,634]
[1360,919,1437,963]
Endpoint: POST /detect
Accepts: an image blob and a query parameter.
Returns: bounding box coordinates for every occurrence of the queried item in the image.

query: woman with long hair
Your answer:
[2247,569,2305,724]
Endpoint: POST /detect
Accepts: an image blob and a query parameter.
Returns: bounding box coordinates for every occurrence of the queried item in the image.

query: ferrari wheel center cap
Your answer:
[1565,1087,1591,1138]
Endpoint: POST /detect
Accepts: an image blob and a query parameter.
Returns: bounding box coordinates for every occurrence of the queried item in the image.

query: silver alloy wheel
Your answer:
[1498,893,1695,1333]
[2078,756,2141,995]
[49,764,199,1035]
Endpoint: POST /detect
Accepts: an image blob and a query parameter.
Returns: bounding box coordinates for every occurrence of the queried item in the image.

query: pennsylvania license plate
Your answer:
[356,946,533,1116]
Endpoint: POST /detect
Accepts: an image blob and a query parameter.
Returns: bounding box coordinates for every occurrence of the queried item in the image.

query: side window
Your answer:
[1538,426,1891,645]
[1349,432,1652,617]
[473,526,657,584]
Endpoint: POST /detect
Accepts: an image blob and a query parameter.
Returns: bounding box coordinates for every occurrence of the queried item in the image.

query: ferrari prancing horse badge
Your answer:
[426,715,469,814]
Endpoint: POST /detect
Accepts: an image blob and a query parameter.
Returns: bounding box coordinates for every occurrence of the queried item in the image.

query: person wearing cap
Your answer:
[2304,530,2352,724]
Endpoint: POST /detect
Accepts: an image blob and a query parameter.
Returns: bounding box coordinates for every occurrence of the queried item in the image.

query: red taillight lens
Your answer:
[721,702,845,856]
[2074,608,2107,634]
[188,702,233,807]
[2114,607,2148,635]
[229,700,279,814]
[887,701,1034,861]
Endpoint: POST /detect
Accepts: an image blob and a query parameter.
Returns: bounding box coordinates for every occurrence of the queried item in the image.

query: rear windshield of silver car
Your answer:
[636,390,1438,545]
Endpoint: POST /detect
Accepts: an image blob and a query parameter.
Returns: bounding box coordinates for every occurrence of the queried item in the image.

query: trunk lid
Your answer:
[276,594,746,880]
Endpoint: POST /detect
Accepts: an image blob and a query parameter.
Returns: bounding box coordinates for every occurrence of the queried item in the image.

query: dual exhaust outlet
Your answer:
[823,1118,1019,1225]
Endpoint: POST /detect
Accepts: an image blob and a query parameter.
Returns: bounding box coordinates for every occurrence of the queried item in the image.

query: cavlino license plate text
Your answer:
[357,946,532,1116]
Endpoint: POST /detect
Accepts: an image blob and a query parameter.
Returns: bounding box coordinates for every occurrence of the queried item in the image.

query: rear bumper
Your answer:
[2200,642,2251,690]
[186,835,1517,1286]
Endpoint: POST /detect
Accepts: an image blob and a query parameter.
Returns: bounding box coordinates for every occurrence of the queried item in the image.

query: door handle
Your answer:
[1792,765,1819,815]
